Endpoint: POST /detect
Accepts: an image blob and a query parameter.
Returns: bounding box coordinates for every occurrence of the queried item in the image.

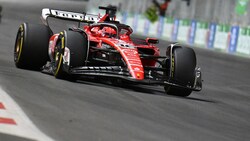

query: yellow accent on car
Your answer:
[171,56,175,77]
[20,24,23,31]
[54,53,62,76]
[61,36,65,49]
[16,24,24,63]
[54,35,64,77]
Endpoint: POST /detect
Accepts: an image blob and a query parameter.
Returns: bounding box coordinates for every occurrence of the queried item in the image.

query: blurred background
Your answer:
[87,0,250,58]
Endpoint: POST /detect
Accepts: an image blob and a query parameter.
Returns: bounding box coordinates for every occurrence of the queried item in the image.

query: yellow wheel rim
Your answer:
[15,25,24,63]
[54,34,64,77]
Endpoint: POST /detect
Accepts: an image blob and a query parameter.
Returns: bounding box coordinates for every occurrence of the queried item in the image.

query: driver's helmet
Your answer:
[102,27,117,37]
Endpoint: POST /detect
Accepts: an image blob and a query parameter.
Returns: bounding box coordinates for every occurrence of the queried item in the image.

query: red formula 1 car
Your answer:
[14,6,202,97]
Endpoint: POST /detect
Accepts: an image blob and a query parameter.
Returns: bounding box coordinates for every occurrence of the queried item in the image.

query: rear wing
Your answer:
[41,8,100,26]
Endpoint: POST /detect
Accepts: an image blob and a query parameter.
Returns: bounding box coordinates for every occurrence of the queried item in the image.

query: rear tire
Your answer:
[14,23,51,70]
[53,30,88,79]
[164,46,196,97]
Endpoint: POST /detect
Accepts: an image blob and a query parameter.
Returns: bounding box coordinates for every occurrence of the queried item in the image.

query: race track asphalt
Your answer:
[0,1,250,141]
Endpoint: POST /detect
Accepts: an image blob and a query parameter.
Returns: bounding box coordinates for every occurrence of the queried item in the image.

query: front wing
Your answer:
[69,66,202,91]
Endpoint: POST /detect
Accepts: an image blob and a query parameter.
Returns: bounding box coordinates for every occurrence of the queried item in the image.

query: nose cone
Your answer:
[119,48,144,80]
[135,72,144,80]
[130,66,144,80]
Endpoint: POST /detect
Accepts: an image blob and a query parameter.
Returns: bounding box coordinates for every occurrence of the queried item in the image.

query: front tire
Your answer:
[164,46,196,97]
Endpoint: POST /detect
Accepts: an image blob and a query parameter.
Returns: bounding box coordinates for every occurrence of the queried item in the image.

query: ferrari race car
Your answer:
[14,6,202,97]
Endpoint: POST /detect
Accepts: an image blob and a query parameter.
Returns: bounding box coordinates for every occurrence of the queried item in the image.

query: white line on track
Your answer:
[0,87,54,141]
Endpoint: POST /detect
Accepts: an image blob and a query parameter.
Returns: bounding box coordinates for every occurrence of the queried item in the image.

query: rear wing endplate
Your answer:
[41,8,100,25]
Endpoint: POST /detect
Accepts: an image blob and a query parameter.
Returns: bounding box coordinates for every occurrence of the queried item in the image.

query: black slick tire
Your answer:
[14,23,51,70]
[53,30,88,79]
[164,46,196,97]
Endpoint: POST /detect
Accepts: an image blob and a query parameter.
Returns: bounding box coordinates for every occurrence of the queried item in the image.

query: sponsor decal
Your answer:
[128,60,142,65]
[214,24,230,50]
[195,21,209,46]
[134,67,141,71]
[236,27,250,55]
[162,17,174,40]
[120,49,143,79]
[207,23,216,48]
[172,19,179,41]
[157,16,165,38]
[122,49,138,58]
[189,20,197,45]
[229,26,239,53]
[177,19,190,43]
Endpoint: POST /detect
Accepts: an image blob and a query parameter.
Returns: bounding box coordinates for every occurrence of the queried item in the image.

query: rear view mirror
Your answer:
[146,38,159,44]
